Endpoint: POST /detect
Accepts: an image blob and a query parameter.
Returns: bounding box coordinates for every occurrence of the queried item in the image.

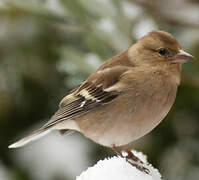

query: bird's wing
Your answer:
[8,51,134,148]
[43,65,132,128]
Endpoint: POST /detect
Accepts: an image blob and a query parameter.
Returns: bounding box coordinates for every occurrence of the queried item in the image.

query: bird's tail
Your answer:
[8,126,53,149]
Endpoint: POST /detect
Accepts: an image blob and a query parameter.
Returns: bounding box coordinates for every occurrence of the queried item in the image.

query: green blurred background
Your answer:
[0,0,199,179]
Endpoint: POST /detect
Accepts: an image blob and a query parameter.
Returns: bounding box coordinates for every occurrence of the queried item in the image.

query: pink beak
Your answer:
[172,50,194,63]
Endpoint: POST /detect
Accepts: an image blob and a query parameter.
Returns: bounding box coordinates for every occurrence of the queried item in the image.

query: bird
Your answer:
[9,30,194,152]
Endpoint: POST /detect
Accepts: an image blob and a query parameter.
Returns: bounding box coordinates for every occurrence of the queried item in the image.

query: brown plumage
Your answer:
[9,30,194,149]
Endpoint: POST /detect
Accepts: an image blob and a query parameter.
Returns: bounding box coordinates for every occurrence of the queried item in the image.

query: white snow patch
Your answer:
[77,150,162,180]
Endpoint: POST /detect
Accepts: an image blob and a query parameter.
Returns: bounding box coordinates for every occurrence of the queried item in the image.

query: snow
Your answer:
[77,150,162,180]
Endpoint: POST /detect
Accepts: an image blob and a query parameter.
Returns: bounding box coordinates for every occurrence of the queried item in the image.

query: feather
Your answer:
[44,83,119,128]
[9,127,53,148]
[43,64,133,129]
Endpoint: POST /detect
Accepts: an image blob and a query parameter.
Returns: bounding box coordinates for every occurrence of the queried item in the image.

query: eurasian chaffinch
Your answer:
[9,31,194,153]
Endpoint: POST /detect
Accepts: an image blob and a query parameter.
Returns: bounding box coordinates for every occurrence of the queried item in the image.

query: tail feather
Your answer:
[8,127,53,149]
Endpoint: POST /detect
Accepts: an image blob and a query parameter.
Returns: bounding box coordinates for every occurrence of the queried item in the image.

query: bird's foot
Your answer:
[111,145,149,174]
[122,147,149,174]
[123,148,143,164]
[126,159,150,174]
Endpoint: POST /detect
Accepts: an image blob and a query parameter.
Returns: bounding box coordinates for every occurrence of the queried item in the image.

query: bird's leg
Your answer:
[122,146,143,164]
[112,145,124,157]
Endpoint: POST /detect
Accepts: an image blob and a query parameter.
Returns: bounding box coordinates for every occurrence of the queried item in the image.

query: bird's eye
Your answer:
[157,48,168,56]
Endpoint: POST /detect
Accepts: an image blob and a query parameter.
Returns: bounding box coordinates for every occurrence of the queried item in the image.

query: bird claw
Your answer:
[111,145,150,174]
[124,149,144,164]
[126,159,150,174]
[123,149,150,174]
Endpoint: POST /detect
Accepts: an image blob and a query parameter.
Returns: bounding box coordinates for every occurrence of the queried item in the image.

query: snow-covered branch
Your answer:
[77,150,162,180]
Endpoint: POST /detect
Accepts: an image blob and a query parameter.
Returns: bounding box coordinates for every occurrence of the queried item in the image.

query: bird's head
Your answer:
[128,30,194,67]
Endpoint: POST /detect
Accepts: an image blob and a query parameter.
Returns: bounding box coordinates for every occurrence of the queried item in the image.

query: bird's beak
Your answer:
[172,50,194,63]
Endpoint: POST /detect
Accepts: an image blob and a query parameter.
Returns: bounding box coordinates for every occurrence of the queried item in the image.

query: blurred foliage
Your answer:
[0,0,199,180]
